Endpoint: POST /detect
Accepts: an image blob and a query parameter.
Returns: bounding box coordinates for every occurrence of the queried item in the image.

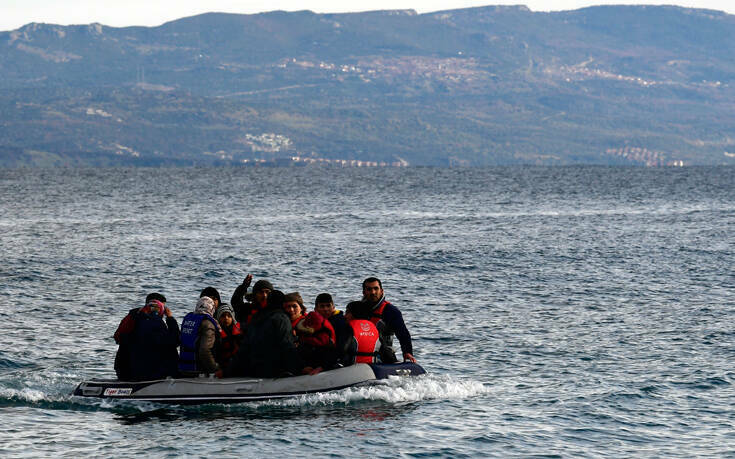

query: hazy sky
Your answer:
[3,0,734,31]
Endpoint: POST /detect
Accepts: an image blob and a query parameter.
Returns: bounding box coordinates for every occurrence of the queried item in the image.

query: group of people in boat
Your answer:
[113,276,416,381]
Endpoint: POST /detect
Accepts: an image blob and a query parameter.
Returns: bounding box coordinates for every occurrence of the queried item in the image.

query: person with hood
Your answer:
[114,295,180,381]
[215,303,242,369]
[361,277,416,363]
[179,296,221,376]
[226,290,317,378]
[230,274,273,324]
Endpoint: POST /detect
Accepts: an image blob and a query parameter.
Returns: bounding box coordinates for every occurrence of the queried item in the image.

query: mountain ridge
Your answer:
[1,5,734,166]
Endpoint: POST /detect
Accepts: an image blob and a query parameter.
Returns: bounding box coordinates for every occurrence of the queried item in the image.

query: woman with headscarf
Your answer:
[178,296,221,376]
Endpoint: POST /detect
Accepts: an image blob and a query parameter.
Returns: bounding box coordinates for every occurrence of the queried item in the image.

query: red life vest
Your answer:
[349,319,380,363]
[298,311,336,348]
[113,308,139,344]
[291,315,304,336]
[369,299,390,325]
[217,322,242,364]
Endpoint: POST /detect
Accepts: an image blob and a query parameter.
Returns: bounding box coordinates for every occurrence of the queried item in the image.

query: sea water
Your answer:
[0,166,733,456]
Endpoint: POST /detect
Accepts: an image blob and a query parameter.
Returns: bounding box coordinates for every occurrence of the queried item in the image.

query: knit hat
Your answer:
[215,303,235,321]
[253,279,274,293]
[200,287,221,304]
[145,292,167,304]
[195,296,215,316]
[145,299,165,317]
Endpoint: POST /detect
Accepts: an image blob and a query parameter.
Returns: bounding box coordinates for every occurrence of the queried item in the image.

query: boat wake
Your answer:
[263,374,488,407]
[1,372,488,413]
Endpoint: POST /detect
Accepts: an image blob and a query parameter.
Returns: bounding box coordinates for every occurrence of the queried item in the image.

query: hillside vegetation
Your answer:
[1,5,734,166]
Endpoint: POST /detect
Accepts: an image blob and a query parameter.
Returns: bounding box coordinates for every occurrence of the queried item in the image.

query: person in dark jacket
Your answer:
[115,296,180,381]
[226,290,316,378]
[362,277,416,363]
[230,274,273,324]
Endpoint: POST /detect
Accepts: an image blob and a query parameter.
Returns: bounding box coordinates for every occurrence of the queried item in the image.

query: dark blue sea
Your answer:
[1,166,734,457]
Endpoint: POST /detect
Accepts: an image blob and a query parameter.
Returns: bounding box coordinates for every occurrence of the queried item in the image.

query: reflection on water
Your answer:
[113,399,417,426]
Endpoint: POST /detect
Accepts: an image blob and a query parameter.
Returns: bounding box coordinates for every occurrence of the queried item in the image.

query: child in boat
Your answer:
[215,304,242,370]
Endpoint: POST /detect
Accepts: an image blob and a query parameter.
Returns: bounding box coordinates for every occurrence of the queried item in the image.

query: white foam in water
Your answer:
[0,387,47,403]
[257,374,489,407]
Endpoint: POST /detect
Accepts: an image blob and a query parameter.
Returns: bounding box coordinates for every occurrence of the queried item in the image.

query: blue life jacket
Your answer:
[178,312,219,373]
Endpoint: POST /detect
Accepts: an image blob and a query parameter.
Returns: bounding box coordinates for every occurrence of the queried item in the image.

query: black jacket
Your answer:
[117,310,180,381]
[228,305,305,378]
[230,283,255,324]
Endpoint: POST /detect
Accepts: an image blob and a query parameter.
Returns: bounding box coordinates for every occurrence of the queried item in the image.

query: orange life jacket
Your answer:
[217,322,242,364]
[349,319,380,363]
[369,299,390,325]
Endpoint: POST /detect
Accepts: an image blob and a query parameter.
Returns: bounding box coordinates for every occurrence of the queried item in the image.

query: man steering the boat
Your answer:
[361,277,416,363]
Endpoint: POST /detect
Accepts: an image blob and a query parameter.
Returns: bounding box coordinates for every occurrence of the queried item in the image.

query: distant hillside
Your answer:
[1,5,734,166]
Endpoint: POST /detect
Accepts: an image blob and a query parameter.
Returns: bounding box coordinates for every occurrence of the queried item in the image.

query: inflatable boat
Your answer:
[73,362,426,404]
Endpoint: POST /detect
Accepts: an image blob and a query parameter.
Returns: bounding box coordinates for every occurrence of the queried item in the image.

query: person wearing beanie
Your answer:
[114,293,180,381]
[145,292,167,304]
[179,297,221,376]
[230,274,274,324]
[226,290,317,378]
[214,303,242,369]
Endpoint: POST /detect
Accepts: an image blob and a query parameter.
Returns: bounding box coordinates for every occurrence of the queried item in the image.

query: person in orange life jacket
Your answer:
[230,275,273,324]
[179,296,220,376]
[295,309,337,369]
[362,277,416,363]
[343,301,382,365]
[225,290,319,378]
[283,292,306,338]
[214,303,242,370]
[114,296,180,381]
[314,293,351,364]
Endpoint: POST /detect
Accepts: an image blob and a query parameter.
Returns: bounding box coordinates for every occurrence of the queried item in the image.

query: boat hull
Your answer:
[73,362,425,404]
